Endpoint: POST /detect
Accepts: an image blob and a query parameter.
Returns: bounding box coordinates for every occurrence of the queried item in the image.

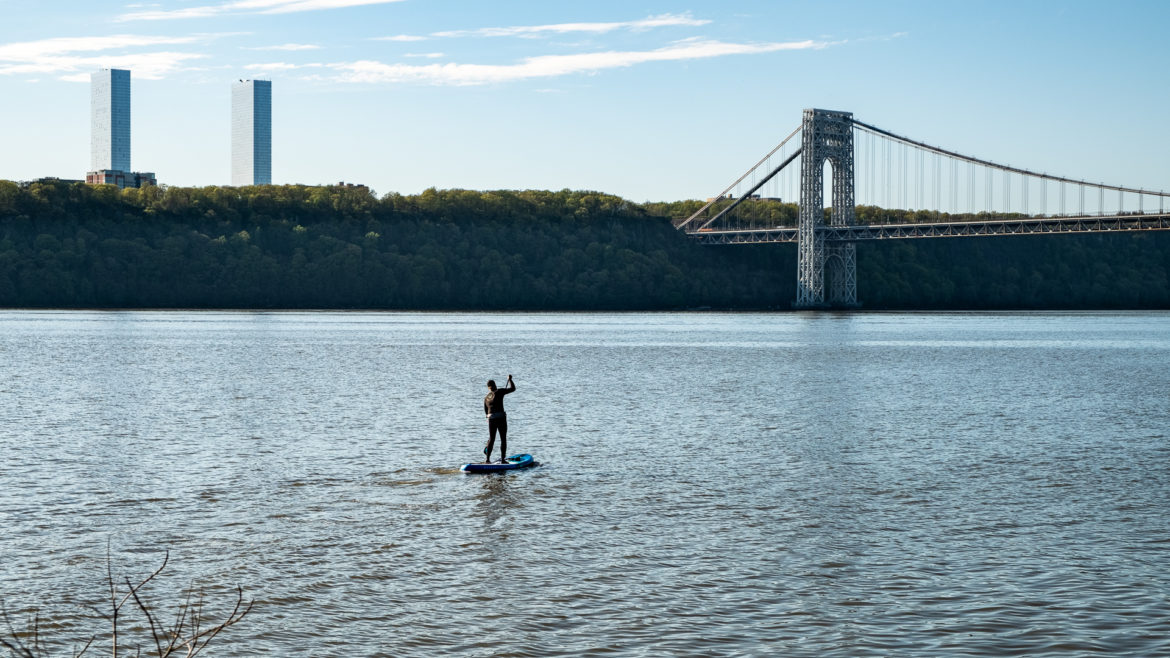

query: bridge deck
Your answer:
[688,212,1170,245]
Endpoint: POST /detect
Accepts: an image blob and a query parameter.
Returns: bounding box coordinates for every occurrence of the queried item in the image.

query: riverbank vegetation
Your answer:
[1,549,251,658]
[1,180,1168,309]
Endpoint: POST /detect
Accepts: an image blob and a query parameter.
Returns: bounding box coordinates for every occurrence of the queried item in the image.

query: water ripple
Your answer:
[2,311,1169,656]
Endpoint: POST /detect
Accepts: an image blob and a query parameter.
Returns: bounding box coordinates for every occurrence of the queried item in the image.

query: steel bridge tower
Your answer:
[796,108,857,308]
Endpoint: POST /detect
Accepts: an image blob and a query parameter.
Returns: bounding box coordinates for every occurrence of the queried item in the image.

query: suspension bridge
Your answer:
[675,108,1170,309]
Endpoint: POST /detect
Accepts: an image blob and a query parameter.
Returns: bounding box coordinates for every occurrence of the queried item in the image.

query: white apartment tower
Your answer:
[232,79,272,185]
[91,68,131,173]
[87,69,154,188]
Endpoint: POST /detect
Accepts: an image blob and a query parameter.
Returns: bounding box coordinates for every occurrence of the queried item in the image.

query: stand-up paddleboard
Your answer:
[461,453,536,473]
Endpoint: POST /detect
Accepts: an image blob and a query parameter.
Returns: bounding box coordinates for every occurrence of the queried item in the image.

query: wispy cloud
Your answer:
[119,0,405,22]
[0,34,202,59]
[331,38,827,86]
[0,34,218,79]
[435,13,710,39]
[859,31,908,42]
[371,35,427,42]
[244,43,321,51]
[404,52,444,59]
[245,61,324,71]
[376,12,710,43]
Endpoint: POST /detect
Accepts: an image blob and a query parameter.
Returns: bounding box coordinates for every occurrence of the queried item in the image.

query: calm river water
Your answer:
[2,311,1168,656]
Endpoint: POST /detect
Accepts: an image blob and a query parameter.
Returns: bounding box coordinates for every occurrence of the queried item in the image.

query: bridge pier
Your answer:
[795,108,858,309]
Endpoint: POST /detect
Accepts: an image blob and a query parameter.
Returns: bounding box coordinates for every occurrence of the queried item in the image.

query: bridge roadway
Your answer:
[688,212,1170,245]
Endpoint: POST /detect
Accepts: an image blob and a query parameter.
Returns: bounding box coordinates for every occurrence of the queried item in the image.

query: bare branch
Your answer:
[4,548,251,658]
[162,590,193,656]
[69,634,95,658]
[106,541,118,658]
[179,586,253,658]
[1,602,96,658]
[0,610,36,658]
[125,576,164,658]
[0,602,40,658]
[116,551,169,613]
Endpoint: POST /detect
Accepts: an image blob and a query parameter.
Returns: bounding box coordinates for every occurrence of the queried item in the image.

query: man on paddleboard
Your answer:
[483,374,515,463]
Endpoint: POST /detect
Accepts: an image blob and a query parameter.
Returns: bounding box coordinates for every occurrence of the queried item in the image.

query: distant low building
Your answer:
[19,177,85,188]
[86,170,156,188]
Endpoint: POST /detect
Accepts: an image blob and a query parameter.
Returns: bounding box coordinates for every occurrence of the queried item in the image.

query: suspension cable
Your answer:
[677,125,802,229]
[854,120,1170,199]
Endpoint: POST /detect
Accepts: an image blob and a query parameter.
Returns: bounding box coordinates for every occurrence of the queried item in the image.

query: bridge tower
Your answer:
[796,108,857,308]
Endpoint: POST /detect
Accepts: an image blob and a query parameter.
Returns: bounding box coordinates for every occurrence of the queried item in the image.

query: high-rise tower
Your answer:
[87,69,155,188]
[91,68,131,173]
[232,79,272,186]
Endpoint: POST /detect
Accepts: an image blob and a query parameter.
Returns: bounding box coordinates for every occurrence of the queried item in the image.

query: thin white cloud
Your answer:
[245,61,323,71]
[0,34,222,79]
[0,34,202,60]
[244,43,321,51]
[371,35,427,42]
[260,0,402,12]
[433,13,711,39]
[862,31,908,42]
[119,0,405,21]
[404,52,444,59]
[376,12,710,43]
[331,38,827,86]
[16,52,207,80]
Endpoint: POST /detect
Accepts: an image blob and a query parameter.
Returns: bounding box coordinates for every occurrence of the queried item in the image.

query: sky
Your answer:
[1,0,1168,202]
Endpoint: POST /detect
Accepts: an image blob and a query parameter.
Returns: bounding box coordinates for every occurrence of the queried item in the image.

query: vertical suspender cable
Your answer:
[912,149,921,208]
[886,136,892,210]
[948,158,954,213]
[902,143,908,209]
[934,154,940,212]
[951,158,957,214]
[985,167,991,215]
[968,162,974,216]
[871,135,878,217]
[1004,171,1011,213]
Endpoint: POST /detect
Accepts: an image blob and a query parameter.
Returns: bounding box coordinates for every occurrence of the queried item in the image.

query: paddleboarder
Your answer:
[483,374,515,463]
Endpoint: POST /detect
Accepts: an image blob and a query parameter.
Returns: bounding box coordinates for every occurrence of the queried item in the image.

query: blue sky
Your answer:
[1,0,1168,201]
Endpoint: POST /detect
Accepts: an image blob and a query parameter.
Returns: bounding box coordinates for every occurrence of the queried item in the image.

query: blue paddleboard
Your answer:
[461,453,536,473]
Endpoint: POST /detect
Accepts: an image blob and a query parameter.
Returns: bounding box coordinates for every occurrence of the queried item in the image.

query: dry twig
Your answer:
[2,547,252,658]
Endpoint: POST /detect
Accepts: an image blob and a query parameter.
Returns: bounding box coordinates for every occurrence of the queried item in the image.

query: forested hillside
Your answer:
[1,180,1168,310]
[0,181,792,309]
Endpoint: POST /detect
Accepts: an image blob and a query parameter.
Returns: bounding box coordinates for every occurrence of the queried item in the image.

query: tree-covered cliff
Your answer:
[0,180,792,309]
[2,179,1168,310]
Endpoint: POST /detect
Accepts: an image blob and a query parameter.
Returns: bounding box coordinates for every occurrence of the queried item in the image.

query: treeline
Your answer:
[1,180,1168,310]
[0,181,792,309]
[645,198,1037,228]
